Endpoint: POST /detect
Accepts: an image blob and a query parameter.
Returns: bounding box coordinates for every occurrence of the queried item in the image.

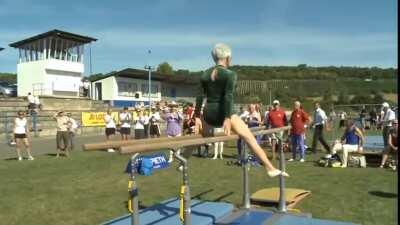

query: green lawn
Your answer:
[0,127,397,225]
[0,142,397,225]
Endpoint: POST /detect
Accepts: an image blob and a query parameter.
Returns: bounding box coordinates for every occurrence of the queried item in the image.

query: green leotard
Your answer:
[194,65,237,127]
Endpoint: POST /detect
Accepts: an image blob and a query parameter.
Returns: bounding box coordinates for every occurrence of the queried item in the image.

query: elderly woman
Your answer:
[163,101,184,163]
[194,43,287,177]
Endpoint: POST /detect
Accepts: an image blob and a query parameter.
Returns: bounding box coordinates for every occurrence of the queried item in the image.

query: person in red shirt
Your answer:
[288,101,310,162]
[267,100,288,159]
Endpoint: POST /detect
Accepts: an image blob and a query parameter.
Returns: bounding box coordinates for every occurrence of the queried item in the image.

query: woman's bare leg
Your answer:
[15,139,22,159]
[230,115,288,176]
[24,139,33,158]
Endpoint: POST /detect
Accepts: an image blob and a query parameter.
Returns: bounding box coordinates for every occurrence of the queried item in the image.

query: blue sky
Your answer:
[0,0,397,75]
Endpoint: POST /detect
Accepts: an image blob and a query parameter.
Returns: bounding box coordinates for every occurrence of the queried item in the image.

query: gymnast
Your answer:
[194,43,289,177]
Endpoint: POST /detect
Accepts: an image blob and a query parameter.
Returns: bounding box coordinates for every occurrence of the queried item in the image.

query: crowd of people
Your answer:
[10,43,397,173]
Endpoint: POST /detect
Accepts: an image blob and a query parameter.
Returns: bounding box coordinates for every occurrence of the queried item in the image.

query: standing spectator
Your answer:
[338,120,365,168]
[236,106,249,164]
[263,105,273,146]
[34,95,41,110]
[104,109,117,152]
[27,92,35,110]
[66,112,78,151]
[133,107,146,139]
[359,105,367,130]
[143,109,150,138]
[288,101,309,162]
[379,119,398,170]
[338,111,347,128]
[14,111,34,161]
[247,104,262,143]
[119,107,132,141]
[328,108,337,131]
[311,102,331,154]
[267,100,288,160]
[149,107,162,138]
[369,108,378,131]
[380,102,396,149]
[53,111,70,157]
[163,101,184,163]
[83,79,91,98]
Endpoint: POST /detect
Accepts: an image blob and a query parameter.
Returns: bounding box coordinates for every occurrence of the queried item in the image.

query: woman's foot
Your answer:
[267,169,289,177]
[379,164,384,168]
[28,156,34,160]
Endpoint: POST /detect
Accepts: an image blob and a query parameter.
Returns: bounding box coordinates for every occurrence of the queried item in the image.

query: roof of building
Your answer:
[91,68,200,85]
[9,29,97,48]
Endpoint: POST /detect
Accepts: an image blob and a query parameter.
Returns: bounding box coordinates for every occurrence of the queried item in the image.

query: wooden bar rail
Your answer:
[82,126,269,151]
[119,126,291,155]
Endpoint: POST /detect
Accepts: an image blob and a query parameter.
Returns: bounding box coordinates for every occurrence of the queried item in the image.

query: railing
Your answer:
[84,125,291,225]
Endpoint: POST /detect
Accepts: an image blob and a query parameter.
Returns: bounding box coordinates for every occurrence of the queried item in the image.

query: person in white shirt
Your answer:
[133,107,146,139]
[381,102,396,148]
[83,80,90,97]
[27,92,35,109]
[149,107,162,138]
[66,112,78,151]
[311,102,331,154]
[119,107,132,140]
[104,109,117,152]
[14,111,34,161]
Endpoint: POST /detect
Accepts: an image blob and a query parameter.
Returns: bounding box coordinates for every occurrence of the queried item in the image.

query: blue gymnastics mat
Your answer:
[101,198,234,225]
[215,209,359,225]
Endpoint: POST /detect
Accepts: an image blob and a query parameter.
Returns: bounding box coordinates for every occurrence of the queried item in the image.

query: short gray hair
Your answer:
[211,43,232,62]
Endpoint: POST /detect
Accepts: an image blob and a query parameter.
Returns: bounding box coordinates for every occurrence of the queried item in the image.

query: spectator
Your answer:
[133,107,146,139]
[83,79,91,98]
[247,104,262,143]
[380,102,396,149]
[34,95,41,110]
[53,111,70,157]
[104,109,117,152]
[119,107,132,141]
[338,111,347,128]
[66,112,78,151]
[359,105,367,130]
[236,106,249,164]
[143,109,150,138]
[337,120,365,168]
[163,101,183,163]
[288,101,309,162]
[369,108,378,130]
[149,107,162,138]
[262,105,273,146]
[267,100,288,159]
[14,111,34,161]
[311,102,331,154]
[380,119,398,170]
[27,92,35,110]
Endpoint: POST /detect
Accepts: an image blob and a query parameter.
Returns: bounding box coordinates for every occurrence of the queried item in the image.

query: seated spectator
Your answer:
[336,120,365,168]
[380,119,398,170]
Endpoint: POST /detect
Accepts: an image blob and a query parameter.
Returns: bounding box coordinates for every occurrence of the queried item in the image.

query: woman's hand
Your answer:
[223,118,231,136]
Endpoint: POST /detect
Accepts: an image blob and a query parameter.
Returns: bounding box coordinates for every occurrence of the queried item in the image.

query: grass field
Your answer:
[0,129,397,225]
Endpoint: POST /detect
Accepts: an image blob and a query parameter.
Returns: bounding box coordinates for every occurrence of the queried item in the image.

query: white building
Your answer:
[9,30,97,97]
[91,68,198,107]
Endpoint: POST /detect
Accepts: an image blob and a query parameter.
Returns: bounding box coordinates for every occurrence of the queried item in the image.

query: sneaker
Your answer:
[341,165,347,168]
[288,158,294,162]
[177,165,183,172]
[18,157,22,161]
[28,156,34,160]
[107,149,115,153]
[300,158,305,163]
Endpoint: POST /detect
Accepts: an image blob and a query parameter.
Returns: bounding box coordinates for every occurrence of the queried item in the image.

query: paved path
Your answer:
[0,134,106,159]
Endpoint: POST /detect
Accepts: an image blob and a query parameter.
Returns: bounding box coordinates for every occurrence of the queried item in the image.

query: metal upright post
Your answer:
[277,139,287,213]
[175,151,191,225]
[241,140,251,209]
[130,153,140,225]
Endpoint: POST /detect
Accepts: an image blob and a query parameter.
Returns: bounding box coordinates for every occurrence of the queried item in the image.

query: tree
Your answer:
[157,62,174,75]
